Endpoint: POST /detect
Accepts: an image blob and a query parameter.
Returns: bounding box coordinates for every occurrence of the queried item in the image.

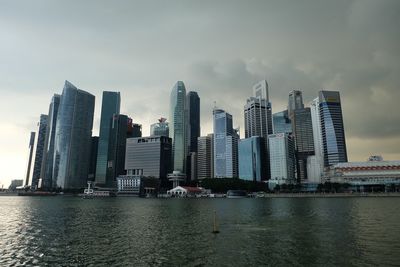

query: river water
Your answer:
[0,196,399,266]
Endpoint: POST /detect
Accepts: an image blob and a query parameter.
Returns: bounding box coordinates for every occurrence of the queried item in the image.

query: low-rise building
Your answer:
[167,186,203,197]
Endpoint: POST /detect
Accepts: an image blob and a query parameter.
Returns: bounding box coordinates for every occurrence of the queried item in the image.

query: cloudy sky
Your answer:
[1,0,399,187]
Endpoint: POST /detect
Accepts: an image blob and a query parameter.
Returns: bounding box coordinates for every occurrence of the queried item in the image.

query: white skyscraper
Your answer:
[268,133,296,184]
[309,97,324,183]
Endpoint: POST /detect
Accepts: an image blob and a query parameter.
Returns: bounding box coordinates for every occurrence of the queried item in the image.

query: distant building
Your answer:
[268,133,296,185]
[325,158,400,187]
[32,114,48,189]
[186,91,200,153]
[288,90,304,115]
[9,179,23,190]
[169,81,187,173]
[88,136,99,181]
[309,97,324,183]
[150,118,169,137]
[273,110,292,134]
[239,136,264,182]
[25,132,36,187]
[96,91,121,185]
[106,115,141,187]
[53,81,95,190]
[318,91,348,167]
[213,108,238,178]
[167,186,203,197]
[244,80,272,180]
[197,134,214,179]
[125,136,172,187]
[41,94,60,189]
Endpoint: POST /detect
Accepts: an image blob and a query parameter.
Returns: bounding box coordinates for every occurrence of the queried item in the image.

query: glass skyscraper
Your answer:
[32,114,48,189]
[169,81,187,173]
[186,91,200,153]
[53,81,95,189]
[150,118,169,137]
[41,94,60,189]
[319,91,348,167]
[268,133,296,184]
[239,136,263,182]
[95,91,121,185]
[273,110,292,134]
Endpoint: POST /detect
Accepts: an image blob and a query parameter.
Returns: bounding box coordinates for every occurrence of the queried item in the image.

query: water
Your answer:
[1,197,399,266]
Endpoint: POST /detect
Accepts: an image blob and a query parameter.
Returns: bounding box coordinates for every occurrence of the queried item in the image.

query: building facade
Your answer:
[125,136,172,187]
[268,133,296,184]
[239,136,263,182]
[95,91,121,185]
[25,132,36,187]
[150,118,169,137]
[319,91,348,167]
[309,97,324,182]
[288,90,304,115]
[197,134,214,179]
[53,81,95,189]
[31,114,48,189]
[169,81,187,173]
[88,136,99,181]
[273,110,292,134]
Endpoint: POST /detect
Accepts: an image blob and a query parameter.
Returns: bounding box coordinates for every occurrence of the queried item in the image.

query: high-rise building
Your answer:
[95,91,121,185]
[186,91,200,153]
[88,136,99,181]
[239,136,263,182]
[213,108,238,178]
[244,80,272,180]
[319,91,348,167]
[273,110,292,134]
[150,118,169,137]
[269,133,296,184]
[106,115,141,187]
[125,136,172,187]
[31,114,48,189]
[288,90,304,115]
[309,97,324,183]
[291,107,315,182]
[197,134,214,179]
[25,132,36,187]
[169,81,187,173]
[53,81,95,189]
[40,94,61,189]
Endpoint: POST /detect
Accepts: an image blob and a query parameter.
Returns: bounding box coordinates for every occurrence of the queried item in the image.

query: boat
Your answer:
[226,190,247,198]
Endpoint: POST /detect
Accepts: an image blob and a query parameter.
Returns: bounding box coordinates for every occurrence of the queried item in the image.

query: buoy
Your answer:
[212,210,220,234]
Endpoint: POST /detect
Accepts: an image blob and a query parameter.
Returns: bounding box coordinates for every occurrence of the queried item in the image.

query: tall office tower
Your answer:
[40,94,60,189]
[244,80,272,180]
[319,91,348,167]
[288,90,304,115]
[273,110,292,134]
[25,132,36,186]
[150,118,169,137]
[125,136,172,187]
[95,91,121,185]
[213,108,238,178]
[292,107,315,182]
[197,134,214,179]
[106,115,140,186]
[186,91,200,153]
[239,136,264,182]
[31,114,48,189]
[169,81,187,173]
[53,81,95,189]
[269,133,296,184]
[309,97,324,182]
[88,136,99,181]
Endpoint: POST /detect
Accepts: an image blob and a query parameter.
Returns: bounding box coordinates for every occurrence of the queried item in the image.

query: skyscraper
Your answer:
[213,108,238,178]
[319,91,348,167]
[95,91,121,185]
[40,94,60,189]
[273,110,292,134]
[150,118,169,137]
[239,136,263,182]
[197,134,214,179]
[25,132,36,187]
[309,97,324,183]
[269,133,296,184]
[31,114,48,189]
[291,107,314,182]
[169,81,187,173]
[88,136,99,181]
[243,80,272,180]
[186,91,200,153]
[53,81,95,189]
[106,115,141,186]
[288,90,304,115]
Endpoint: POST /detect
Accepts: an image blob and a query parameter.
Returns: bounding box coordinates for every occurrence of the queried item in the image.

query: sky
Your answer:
[1,0,400,188]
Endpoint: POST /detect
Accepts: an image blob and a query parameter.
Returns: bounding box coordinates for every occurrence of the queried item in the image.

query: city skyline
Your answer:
[1,0,400,187]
